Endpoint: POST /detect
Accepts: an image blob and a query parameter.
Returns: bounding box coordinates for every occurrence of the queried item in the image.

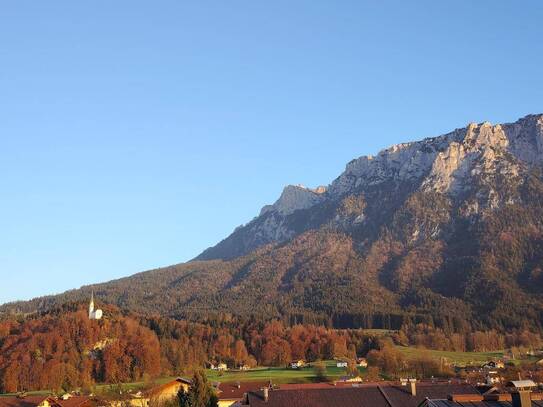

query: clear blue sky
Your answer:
[1,1,542,304]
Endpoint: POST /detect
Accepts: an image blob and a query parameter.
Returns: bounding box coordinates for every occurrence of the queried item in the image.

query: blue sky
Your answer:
[1,1,542,304]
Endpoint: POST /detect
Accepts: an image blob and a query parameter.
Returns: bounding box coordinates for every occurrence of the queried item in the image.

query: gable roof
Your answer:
[145,377,192,397]
[0,397,60,407]
[216,382,270,400]
[424,399,543,407]
[246,382,480,407]
[380,383,480,407]
[248,386,388,407]
[56,397,92,407]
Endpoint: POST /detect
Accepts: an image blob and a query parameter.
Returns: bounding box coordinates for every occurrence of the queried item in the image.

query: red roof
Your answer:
[56,397,92,407]
[0,397,59,407]
[216,382,270,400]
[246,382,480,407]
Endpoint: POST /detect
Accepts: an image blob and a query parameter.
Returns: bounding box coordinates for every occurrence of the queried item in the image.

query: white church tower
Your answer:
[88,291,103,320]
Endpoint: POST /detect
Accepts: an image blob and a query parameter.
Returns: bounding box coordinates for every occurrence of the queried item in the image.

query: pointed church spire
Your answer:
[89,290,103,320]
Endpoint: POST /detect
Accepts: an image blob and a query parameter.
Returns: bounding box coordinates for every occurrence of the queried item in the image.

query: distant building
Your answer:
[88,291,103,320]
[210,362,228,371]
[356,358,368,368]
[481,360,504,370]
[290,360,305,369]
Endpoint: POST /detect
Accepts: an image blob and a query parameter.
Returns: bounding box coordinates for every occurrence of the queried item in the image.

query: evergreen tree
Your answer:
[178,371,218,407]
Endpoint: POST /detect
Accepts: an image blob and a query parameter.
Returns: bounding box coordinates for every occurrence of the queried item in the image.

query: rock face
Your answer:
[197,114,543,261]
[260,184,327,216]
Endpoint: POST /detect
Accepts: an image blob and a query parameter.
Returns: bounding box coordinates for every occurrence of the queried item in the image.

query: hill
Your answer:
[2,114,543,332]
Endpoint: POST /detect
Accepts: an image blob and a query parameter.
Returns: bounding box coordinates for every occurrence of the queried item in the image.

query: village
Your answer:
[3,297,543,407]
[2,375,543,407]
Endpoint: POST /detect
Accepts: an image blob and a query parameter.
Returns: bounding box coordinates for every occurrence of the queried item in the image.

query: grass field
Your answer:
[2,348,537,396]
[205,360,361,384]
[83,360,360,396]
[396,346,505,366]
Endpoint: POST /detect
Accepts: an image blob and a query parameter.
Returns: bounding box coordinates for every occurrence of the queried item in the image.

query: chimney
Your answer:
[409,379,417,396]
[512,390,531,407]
[263,387,269,402]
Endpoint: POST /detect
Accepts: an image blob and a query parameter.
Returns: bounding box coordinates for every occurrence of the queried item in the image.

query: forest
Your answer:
[1,302,542,394]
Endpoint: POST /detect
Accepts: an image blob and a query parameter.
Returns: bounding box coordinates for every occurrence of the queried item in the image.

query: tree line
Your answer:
[1,303,542,393]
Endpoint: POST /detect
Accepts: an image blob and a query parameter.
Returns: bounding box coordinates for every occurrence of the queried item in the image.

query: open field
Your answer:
[0,361,363,396]
[3,348,539,396]
[205,360,361,384]
[396,346,506,366]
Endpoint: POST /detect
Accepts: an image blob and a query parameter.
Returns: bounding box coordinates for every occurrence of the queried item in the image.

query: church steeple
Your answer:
[89,291,95,318]
[88,290,103,320]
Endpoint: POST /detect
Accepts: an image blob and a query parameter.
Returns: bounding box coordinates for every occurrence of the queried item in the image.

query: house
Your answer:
[481,360,505,369]
[210,362,228,371]
[57,397,94,407]
[147,377,191,403]
[0,397,62,407]
[215,381,270,407]
[485,370,501,385]
[241,380,480,407]
[357,358,368,368]
[419,390,543,406]
[337,376,363,383]
[0,397,94,407]
[290,360,305,369]
[103,378,191,407]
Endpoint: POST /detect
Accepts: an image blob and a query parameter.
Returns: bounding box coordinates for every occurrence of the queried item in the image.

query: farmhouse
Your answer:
[357,358,368,367]
[215,382,269,407]
[211,362,228,371]
[481,360,505,369]
[289,360,305,369]
[146,377,191,404]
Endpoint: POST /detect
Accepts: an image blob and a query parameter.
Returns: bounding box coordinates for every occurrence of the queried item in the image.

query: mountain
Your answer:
[2,114,543,332]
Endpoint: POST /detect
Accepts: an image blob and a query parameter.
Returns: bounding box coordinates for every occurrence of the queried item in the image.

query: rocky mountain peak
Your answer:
[197,113,543,261]
[260,184,327,216]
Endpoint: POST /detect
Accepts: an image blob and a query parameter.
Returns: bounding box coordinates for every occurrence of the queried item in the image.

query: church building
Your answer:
[88,291,103,320]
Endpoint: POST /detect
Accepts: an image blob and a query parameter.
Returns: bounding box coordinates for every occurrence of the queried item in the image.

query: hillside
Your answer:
[2,114,543,332]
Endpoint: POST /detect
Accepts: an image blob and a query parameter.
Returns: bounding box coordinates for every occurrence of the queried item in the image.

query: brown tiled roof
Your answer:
[145,377,191,397]
[0,397,59,407]
[246,382,480,407]
[216,382,269,400]
[380,383,480,407]
[248,386,388,407]
[424,399,543,407]
[56,397,92,407]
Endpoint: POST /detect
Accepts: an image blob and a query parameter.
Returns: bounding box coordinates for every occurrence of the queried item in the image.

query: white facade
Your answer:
[89,292,103,320]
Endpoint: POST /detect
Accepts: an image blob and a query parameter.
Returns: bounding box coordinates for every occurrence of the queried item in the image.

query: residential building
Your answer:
[242,381,479,407]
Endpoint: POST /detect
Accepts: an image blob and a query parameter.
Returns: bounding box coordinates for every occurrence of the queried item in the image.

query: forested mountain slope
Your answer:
[2,114,543,332]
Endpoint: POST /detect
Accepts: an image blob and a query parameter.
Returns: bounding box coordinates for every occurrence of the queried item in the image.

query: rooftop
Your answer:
[246,381,479,407]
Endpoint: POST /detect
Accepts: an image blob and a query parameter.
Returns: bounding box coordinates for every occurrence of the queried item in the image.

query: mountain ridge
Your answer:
[3,113,543,333]
[196,113,543,261]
